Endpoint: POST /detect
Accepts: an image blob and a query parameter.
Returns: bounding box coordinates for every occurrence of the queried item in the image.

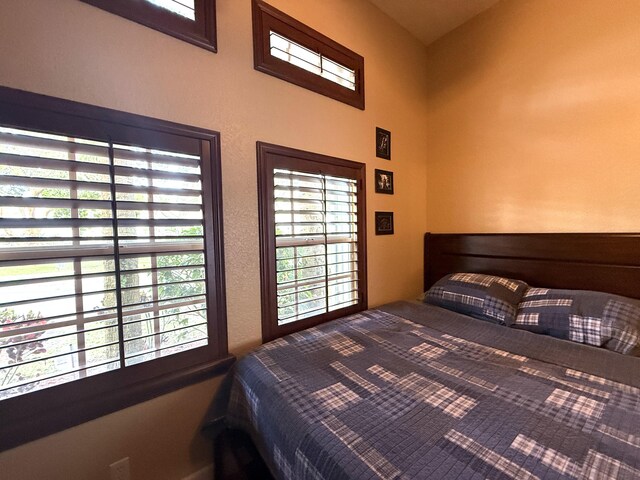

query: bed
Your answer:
[206,233,640,479]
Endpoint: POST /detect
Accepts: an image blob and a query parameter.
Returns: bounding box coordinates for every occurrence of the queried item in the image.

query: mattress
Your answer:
[223,301,640,479]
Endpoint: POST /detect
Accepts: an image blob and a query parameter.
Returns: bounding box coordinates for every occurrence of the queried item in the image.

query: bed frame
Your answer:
[208,232,640,478]
[424,233,640,299]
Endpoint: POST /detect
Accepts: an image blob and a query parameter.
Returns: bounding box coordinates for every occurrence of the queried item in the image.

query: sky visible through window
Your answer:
[269,31,357,91]
[147,0,195,21]
[273,169,359,325]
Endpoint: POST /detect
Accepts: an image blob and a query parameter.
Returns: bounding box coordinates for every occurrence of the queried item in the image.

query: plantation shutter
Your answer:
[257,142,367,342]
[274,169,360,323]
[0,126,210,400]
[269,31,357,91]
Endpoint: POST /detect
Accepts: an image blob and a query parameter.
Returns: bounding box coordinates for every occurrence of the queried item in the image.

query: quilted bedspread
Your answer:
[224,301,640,479]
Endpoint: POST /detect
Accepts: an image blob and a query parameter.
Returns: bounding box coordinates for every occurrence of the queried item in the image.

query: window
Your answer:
[80,0,217,52]
[257,142,367,342]
[269,32,357,91]
[252,0,365,110]
[0,87,230,450]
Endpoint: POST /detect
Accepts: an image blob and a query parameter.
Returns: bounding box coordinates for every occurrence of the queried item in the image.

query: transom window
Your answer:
[269,31,357,91]
[257,142,367,342]
[252,0,365,109]
[0,87,229,451]
[81,0,217,52]
[148,0,196,20]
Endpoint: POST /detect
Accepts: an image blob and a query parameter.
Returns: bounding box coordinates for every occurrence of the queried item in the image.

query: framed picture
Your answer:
[376,127,391,160]
[375,211,394,235]
[375,169,394,194]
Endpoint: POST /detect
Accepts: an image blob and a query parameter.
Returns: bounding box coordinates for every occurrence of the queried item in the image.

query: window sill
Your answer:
[1,355,235,452]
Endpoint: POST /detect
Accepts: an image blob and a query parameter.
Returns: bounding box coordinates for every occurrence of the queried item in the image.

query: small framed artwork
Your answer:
[375,169,394,194]
[375,211,394,235]
[376,127,391,160]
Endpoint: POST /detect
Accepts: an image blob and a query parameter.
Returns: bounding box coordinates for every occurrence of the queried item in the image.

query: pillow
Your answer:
[513,288,640,355]
[424,273,529,325]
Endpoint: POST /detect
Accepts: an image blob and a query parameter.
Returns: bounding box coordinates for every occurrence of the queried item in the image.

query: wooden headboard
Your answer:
[424,233,640,300]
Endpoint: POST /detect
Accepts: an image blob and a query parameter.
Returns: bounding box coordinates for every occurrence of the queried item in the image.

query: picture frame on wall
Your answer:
[375,127,391,160]
[375,211,394,235]
[374,169,394,194]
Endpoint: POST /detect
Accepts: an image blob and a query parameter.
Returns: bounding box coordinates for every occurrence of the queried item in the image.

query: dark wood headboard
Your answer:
[424,233,640,300]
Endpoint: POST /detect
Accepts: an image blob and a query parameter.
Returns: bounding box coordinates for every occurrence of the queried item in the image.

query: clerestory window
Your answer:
[80,0,217,52]
[252,0,365,109]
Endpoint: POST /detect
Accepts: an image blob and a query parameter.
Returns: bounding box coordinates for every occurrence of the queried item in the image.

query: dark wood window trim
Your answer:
[257,142,368,343]
[252,0,365,110]
[0,87,231,451]
[80,0,217,53]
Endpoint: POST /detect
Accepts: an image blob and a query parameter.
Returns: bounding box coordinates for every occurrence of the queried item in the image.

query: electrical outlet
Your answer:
[109,457,130,480]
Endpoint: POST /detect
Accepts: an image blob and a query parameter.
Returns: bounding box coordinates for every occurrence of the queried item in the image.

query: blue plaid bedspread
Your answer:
[224,302,640,479]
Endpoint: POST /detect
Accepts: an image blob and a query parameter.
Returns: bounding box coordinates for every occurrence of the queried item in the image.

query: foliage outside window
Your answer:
[81,0,217,52]
[257,142,367,342]
[0,87,229,450]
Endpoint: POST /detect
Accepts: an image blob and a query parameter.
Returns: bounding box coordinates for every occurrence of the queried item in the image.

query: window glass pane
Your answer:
[273,169,359,326]
[269,31,356,91]
[113,143,208,367]
[80,0,216,52]
[0,127,119,400]
[146,0,196,20]
[0,257,120,400]
[270,31,321,76]
[321,57,356,91]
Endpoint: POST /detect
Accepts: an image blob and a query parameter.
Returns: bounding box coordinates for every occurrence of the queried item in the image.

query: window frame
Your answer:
[257,142,368,343]
[252,0,365,110]
[0,86,231,451]
[80,0,217,53]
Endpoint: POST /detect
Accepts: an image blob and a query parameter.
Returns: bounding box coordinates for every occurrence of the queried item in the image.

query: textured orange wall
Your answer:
[0,0,428,478]
[426,0,640,233]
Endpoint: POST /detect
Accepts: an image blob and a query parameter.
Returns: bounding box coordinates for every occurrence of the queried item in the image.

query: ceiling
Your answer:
[368,0,500,46]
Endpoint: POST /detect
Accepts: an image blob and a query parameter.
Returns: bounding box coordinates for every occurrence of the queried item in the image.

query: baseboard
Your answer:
[182,464,213,480]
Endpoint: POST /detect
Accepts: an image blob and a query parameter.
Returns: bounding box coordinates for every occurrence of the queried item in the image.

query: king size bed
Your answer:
[206,233,640,479]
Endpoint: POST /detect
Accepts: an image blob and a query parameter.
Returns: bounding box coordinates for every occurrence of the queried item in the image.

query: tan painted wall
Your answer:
[1,378,222,480]
[426,0,640,233]
[0,0,428,478]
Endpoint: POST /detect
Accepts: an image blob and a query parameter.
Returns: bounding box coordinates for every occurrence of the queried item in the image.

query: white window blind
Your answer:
[273,169,359,325]
[0,126,209,400]
[269,31,357,91]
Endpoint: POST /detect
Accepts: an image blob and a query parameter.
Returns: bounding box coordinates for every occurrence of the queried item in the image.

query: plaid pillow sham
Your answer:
[424,273,529,325]
[513,288,640,355]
